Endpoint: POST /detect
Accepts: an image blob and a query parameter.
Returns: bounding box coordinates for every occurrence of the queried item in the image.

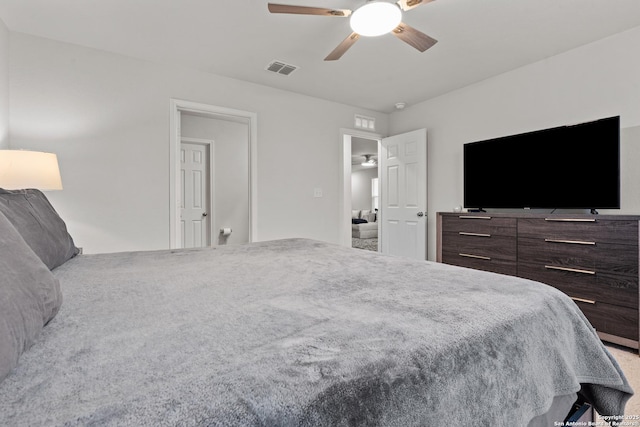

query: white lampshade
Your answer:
[350,2,402,37]
[0,150,63,190]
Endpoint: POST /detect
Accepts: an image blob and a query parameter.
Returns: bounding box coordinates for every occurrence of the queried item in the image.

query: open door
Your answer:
[380,129,427,260]
[180,139,212,248]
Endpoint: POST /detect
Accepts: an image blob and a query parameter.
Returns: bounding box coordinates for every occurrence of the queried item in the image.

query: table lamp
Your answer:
[0,150,63,190]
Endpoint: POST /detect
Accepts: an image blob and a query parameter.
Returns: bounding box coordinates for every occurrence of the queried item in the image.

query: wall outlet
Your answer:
[313,188,323,198]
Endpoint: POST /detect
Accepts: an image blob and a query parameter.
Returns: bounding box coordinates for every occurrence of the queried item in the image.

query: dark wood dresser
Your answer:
[437,212,640,349]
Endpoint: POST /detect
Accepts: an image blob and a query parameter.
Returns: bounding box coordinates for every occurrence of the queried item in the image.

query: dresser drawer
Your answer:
[574,299,639,341]
[517,237,639,278]
[443,232,516,259]
[442,231,516,276]
[442,215,516,237]
[441,248,517,276]
[519,261,638,309]
[518,218,639,246]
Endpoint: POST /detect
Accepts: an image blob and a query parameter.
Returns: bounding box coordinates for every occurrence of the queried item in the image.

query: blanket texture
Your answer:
[0,238,632,426]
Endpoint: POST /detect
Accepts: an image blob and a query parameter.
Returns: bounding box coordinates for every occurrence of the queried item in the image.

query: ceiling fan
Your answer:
[267,0,438,61]
[353,154,378,166]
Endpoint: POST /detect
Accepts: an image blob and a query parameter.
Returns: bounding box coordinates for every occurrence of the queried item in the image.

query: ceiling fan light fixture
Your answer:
[350,2,402,37]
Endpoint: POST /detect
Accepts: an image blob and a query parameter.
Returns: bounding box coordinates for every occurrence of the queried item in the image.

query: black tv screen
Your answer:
[463,116,620,210]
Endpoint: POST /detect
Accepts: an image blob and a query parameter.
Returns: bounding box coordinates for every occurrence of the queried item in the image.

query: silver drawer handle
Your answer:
[544,239,596,246]
[544,218,597,222]
[460,216,491,220]
[544,265,596,275]
[459,253,491,261]
[459,232,491,237]
[570,296,596,305]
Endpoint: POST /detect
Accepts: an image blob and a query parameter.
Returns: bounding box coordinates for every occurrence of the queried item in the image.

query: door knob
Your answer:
[202,212,208,217]
[417,212,424,217]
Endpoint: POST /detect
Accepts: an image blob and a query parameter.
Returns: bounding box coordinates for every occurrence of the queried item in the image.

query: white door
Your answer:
[380,129,427,260]
[181,141,210,248]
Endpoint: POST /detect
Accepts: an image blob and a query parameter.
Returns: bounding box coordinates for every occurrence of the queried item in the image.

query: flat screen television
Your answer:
[463,116,620,210]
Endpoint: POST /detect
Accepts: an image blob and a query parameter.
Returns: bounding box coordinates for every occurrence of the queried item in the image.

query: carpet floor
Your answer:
[607,344,640,416]
[352,237,378,252]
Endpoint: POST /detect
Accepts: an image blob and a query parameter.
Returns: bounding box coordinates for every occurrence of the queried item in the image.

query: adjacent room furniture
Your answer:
[437,212,640,350]
[351,209,378,239]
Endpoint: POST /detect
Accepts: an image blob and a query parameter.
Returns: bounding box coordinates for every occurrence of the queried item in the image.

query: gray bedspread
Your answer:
[0,238,632,426]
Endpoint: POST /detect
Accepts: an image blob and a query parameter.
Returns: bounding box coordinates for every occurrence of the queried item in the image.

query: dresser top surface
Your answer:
[437,212,640,221]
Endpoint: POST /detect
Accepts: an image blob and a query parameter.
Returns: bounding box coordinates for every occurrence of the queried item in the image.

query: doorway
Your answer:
[351,137,380,252]
[169,99,258,249]
[340,128,428,260]
[340,129,383,249]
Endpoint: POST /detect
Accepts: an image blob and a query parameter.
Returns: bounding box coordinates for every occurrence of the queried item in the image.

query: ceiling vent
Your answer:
[265,60,299,76]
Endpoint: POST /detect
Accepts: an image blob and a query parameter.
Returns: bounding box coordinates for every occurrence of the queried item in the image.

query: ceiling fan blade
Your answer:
[396,0,436,12]
[392,22,437,52]
[324,32,360,61]
[268,4,352,17]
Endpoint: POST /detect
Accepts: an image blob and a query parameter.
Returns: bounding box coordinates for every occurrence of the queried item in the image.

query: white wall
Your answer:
[0,18,8,149]
[9,26,639,257]
[351,168,377,212]
[390,26,640,261]
[180,113,250,246]
[9,33,389,253]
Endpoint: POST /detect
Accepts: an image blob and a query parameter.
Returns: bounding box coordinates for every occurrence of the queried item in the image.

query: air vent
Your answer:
[265,60,299,76]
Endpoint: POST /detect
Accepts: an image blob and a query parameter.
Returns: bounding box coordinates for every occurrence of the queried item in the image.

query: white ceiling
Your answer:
[1,0,640,113]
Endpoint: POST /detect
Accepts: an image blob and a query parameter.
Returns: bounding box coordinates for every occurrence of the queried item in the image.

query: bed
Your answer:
[0,190,634,426]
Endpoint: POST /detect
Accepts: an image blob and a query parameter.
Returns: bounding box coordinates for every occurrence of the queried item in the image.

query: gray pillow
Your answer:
[0,209,63,383]
[0,189,79,270]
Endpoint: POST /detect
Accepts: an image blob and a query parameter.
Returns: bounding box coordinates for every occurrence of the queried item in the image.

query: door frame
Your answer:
[339,128,383,248]
[180,137,215,247]
[170,99,258,249]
